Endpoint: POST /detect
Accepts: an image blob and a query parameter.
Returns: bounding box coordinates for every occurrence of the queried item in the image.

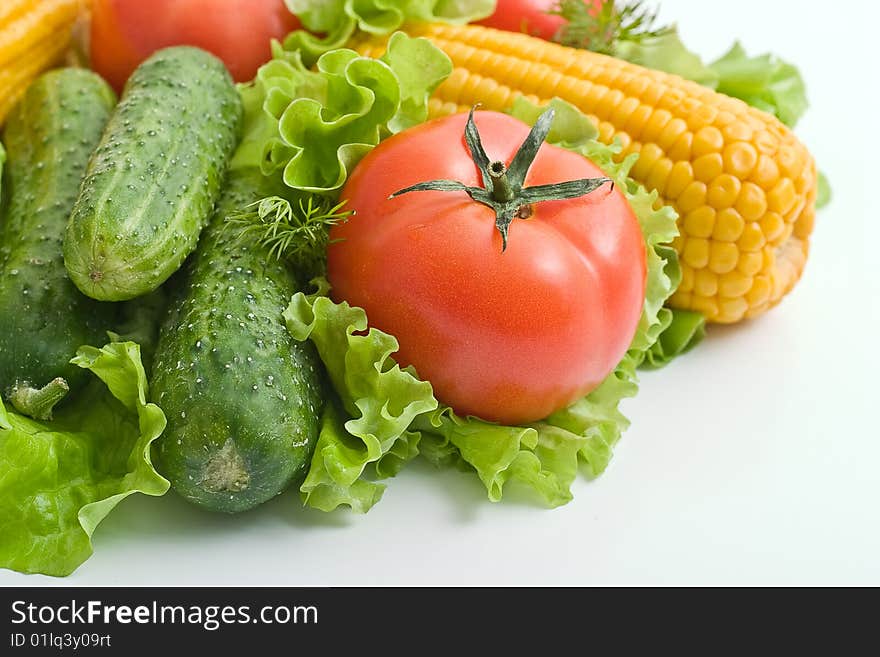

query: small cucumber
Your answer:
[0,69,117,419]
[151,169,324,513]
[64,46,242,302]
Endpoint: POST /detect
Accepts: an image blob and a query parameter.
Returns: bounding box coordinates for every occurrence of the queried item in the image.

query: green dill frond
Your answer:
[226,195,352,277]
[553,0,671,55]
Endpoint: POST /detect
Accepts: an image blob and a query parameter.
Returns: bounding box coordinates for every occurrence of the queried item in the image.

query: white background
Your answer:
[2,0,877,586]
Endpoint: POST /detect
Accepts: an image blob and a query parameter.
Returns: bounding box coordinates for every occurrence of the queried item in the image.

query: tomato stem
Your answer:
[390,106,612,252]
[488,161,515,203]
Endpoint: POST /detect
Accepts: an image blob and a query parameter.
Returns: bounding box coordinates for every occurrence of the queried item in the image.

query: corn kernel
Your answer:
[715,110,737,127]
[749,154,780,187]
[659,87,687,112]
[683,237,710,268]
[735,182,768,222]
[712,208,745,242]
[762,247,776,270]
[795,167,812,193]
[677,181,708,213]
[754,130,777,155]
[693,153,723,183]
[657,117,688,150]
[597,88,626,120]
[723,142,759,178]
[722,121,754,142]
[736,250,764,276]
[737,222,766,252]
[642,108,673,143]
[640,81,664,106]
[707,174,741,208]
[683,206,716,238]
[631,142,663,179]
[646,157,673,195]
[690,295,719,318]
[777,144,801,178]
[759,211,786,243]
[679,96,701,118]
[678,263,695,292]
[489,84,515,110]
[610,95,640,128]
[624,103,652,135]
[537,70,565,98]
[794,207,815,240]
[623,75,650,97]
[767,178,797,215]
[692,126,723,157]
[685,103,718,131]
[719,270,753,297]
[597,121,616,144]
[665,161,694,199]
[667,131,693,161]
[718,296,749,322]
[746,275,771,307]
[670,290,692,307]
[694,268,718,296]
[708,241,739,274]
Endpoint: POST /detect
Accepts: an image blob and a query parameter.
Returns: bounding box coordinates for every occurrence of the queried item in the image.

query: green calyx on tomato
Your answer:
[391,107,612,251]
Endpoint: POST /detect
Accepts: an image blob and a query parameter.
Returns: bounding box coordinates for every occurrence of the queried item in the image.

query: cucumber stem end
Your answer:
[9,378,70,421]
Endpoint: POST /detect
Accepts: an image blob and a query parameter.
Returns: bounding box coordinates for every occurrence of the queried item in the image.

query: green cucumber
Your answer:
[151,169,324,513]
[64,46,242,302]
[0,69,117,419]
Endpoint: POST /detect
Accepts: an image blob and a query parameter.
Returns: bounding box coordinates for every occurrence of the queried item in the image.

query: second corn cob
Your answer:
[353,23,817,324]
[0,0,81,126]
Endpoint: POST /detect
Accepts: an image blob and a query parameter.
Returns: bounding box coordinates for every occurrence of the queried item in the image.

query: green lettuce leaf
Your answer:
[613,29,719,87]
[289,98,688,509]
[282,0,495,65]
[816,171,832,209]
[283,288,437,513]
[0,340,168,577]
[641,309,706,369]
[709,41,808,128]
[232,32,451,195]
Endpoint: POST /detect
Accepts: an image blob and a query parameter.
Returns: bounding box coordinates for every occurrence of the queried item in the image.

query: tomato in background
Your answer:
[477,0,602,40]
[327,111,646,425]
[90,0,300,92]
[477,0,567,39]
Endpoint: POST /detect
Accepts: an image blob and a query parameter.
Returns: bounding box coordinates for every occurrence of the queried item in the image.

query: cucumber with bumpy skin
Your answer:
[151,169,324,513]
[0,69,117,419]
[64,46,242,302]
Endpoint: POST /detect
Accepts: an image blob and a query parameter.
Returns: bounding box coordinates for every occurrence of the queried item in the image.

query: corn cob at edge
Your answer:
[0,0,81,126]
[353,24,817,324]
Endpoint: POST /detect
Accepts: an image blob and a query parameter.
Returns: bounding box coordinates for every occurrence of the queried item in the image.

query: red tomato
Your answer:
[327,112,646,425]
[90,0,300,92]
[476,0,567,39]
[478,0,605,40]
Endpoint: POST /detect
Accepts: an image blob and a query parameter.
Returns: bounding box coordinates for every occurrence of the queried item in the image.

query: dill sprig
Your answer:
[553,0,671,55]
[226,195,352,277]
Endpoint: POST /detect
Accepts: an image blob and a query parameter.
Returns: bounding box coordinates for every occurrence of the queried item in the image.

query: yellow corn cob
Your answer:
[0,0,79,68]
[0,0,81,126]
[353,24,817,324]
[0,23,73,123]
[0,0,35,26]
